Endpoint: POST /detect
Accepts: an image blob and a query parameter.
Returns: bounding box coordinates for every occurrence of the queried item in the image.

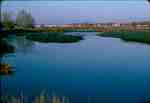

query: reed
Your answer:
[0,91,69,103]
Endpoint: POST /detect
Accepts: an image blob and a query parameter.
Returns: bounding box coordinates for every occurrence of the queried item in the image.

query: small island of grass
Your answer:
[97,31,150,44]
[26,32,83,43]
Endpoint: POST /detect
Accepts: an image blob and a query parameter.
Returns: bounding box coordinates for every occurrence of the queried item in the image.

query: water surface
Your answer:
[1,32,150,103]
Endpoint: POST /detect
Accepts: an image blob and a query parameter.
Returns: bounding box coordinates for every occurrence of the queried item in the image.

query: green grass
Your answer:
[26,32,83,43]
[97,31,150,44]
[121,32,150,44]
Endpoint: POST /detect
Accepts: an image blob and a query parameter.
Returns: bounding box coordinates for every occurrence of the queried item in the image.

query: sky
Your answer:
[1,0,150,24]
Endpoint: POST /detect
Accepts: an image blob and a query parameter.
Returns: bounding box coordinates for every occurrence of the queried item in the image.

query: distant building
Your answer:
[34,24,41,28]
[62,24,73,27]
[34,21,150,30]
[35,24,59,28]
[112,23,121,27]
[96,23,114,28]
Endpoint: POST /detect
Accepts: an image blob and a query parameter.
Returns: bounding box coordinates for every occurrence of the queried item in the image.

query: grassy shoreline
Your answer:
[2,29,150,44]
[26,32,83,43]
[97,31,150,44]
[2,30,83,43]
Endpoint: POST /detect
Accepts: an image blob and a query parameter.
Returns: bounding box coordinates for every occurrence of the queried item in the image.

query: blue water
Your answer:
[1,32,150,103]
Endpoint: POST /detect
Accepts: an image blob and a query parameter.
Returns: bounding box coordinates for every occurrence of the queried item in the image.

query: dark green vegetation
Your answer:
[26,32,83,43]
[97,32,150,44]
[2,28,64,34]
[2,29,83,43]
[0,35,14,56]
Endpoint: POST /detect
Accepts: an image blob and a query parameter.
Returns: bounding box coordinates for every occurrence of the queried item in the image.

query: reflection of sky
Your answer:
[1,1,150,24]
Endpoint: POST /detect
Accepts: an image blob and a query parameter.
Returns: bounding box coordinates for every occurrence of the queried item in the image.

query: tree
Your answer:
[1,11,14,30]
[16,10,35,28]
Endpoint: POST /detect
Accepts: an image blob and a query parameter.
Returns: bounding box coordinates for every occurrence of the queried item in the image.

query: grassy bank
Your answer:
[2,29,83,43]
[26,32,83,43]
[97,32,150,44]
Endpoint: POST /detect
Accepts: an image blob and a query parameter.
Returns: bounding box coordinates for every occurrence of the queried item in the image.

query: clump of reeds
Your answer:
[0,91,69,103]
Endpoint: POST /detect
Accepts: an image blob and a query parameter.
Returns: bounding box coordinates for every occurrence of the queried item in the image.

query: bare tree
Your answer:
[16,9,35,28]
[1,11,14,30]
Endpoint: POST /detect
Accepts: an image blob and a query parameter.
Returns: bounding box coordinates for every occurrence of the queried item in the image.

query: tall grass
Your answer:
[0,91,70,103]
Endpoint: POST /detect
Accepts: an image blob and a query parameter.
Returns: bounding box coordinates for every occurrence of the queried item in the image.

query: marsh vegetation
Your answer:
[97,32,150,44]
[26,32,83,43]
[0,92,70,103]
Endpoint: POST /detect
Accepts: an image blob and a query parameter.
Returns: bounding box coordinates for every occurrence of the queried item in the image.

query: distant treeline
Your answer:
[1,9,150,33]
[1,10,35,30]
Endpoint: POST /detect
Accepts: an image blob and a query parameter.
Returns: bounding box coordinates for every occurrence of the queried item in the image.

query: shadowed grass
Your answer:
[26,32,83,43]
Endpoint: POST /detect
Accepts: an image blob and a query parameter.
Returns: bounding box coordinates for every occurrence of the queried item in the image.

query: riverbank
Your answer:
[2,29,150,44]
[97,32,150,44]
[2,29,83,43]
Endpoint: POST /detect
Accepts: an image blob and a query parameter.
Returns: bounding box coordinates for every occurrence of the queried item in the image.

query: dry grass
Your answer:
[0,91,69,103]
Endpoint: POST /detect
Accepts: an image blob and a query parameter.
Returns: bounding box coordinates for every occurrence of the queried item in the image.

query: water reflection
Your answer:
[7,36,35,54]
[0,37,15,75]
[1,33,150,103]
[0,36,34,75]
